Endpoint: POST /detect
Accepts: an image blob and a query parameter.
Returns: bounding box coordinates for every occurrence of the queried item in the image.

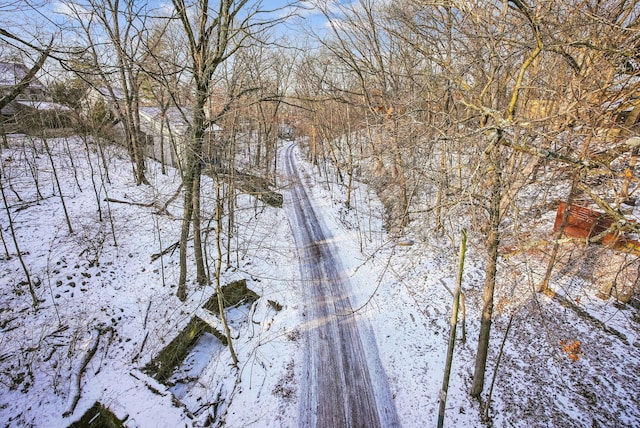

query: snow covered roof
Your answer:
[0,61,45,90]
[90,86,127,103]
[139,106,189,135]
[1,100,71,117]
[140,106,189,124]
[139,106,222,134]
[15,100,71,111]
[602,94,640,113]
[0,102,19,116]
[206,122,222,132]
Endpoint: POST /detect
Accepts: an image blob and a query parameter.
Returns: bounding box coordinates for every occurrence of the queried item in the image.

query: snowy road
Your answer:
[284,143,399,428]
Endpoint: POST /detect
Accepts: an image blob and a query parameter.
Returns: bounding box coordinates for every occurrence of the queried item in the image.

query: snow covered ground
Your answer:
[1,134,640,427]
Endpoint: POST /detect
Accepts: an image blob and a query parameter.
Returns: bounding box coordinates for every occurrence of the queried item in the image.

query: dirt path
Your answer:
[284,143,399,428]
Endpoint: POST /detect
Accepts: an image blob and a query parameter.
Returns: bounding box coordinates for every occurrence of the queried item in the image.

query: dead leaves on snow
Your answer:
[560,340,584,362]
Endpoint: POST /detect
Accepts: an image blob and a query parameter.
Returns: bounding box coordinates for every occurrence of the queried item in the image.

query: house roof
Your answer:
[15,100,71,111]
[1,100,70,116]
[92,86,126,102]
[0,101,19,116]
[139,106,222,134]
[139,106,190,135]
[0,62,45,90]
[207,122,223,132]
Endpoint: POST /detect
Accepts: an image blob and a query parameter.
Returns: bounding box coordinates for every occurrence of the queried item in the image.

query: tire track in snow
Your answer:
[284,143,399,428]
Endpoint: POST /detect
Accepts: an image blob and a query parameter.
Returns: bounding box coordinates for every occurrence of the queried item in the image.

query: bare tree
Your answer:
[172,0,243,299]
[170,0,291,299]
[60,0,152,185]
[240,43,295,182]
[298,0,640,405]
[139,21,191,175]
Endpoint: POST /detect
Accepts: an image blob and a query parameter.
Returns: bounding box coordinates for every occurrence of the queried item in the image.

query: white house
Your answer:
[1,61,71,131]
[138,105,222,169]
[0,61,47,101]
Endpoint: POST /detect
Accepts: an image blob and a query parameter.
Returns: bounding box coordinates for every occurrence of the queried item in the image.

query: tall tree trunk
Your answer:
[539,131,593,292]
[215,175,239,367]
[171,0,269,299]
[177,91,208,299]
[192,165,207,285]
[471,145,502,398]
[177,163,195,301]
[618,105,640,204]
[108,1,148,186]
[435,142,448,233]
[393,143,409,228]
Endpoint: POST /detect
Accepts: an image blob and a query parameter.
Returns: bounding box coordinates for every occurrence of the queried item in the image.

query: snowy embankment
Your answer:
[286,143,640,428]
[0,134,301,427]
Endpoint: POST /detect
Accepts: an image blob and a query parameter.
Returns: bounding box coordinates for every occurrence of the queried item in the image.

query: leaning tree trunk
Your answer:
[438,229,467,426]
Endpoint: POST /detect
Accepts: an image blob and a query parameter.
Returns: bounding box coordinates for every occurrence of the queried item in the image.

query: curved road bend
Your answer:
[283,143,399,428]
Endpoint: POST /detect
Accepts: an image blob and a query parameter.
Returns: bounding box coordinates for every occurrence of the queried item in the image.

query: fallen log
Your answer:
[63,327,104,417]
[205,167,283,208]
[150,241,179,262]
